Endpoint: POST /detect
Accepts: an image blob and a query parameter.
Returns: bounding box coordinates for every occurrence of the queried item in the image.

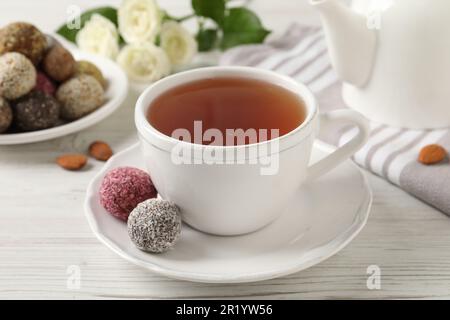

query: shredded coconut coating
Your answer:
[0,52,36,100]
[128,199,182,253]
[99,167,157,221]
[57,74,104,121]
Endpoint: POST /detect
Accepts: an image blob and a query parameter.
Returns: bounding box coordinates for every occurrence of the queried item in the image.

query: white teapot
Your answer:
[311,0,450,129]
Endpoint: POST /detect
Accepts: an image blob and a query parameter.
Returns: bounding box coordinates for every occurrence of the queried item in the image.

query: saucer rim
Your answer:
[84,141,372,283]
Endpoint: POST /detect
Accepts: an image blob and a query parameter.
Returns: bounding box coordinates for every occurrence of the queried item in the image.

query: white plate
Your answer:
[0,46,128,145]
[84,141,372,283]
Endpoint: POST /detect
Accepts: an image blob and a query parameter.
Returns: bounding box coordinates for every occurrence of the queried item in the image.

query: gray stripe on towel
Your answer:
[364,130,406,171]
[381,132,429,178]
[290,49,328,77]
[273,35,325,71]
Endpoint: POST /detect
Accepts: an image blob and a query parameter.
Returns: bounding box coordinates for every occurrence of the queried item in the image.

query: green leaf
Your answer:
[192,0,226,26]
[161,10,178,23]
[155,34,161,46]
[56,6,119,43]
[220,7,270,50]
[196,28,218,52]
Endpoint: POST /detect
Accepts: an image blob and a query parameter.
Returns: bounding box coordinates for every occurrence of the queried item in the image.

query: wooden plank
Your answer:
[1,0,450,299]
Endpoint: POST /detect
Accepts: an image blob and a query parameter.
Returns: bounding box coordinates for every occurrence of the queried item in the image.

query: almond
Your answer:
[89,141,113,161]
[418,144,447,165]
[56,154,88,171]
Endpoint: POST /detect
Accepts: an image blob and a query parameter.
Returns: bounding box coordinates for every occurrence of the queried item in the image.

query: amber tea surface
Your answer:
[147,77,307,146]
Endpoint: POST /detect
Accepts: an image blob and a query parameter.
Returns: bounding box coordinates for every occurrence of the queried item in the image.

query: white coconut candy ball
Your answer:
[127,199,182,253]
[0,52,36,100]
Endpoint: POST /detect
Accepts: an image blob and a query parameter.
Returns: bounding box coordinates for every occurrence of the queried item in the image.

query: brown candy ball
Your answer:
[0,97,12,133]
[75,60,107,88]
[42,45,76,82]
[0,22,47,65]
[14,91,60,131]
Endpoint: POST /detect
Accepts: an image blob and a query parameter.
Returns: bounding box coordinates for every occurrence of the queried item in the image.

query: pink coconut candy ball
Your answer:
[99,167,157,221]
[35,72,56,95]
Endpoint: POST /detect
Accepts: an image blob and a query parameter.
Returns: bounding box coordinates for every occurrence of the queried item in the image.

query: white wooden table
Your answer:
[2,0,450,300]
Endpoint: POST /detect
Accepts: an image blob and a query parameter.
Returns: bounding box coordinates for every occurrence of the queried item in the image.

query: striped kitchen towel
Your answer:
[219,23,450,215]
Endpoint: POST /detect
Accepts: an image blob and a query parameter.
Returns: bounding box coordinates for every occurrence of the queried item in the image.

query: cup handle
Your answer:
[306,109,370,182]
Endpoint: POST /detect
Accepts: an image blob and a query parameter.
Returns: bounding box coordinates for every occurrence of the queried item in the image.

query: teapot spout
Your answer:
[311,0,377,87]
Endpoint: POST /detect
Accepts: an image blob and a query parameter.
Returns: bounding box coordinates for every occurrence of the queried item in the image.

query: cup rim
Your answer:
[135,66,318,153]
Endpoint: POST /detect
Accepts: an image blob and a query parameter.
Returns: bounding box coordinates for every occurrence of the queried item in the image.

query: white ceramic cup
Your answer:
[135,66,369,236]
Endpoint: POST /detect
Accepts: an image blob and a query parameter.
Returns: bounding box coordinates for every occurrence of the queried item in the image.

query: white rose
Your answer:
[76,14,120,59]
[118,0,162,44]
[117,42,171,82]
[160,21,198,67]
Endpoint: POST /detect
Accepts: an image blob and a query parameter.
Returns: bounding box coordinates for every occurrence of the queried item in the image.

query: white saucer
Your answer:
[85,142,372,283]
[0,39,128,145]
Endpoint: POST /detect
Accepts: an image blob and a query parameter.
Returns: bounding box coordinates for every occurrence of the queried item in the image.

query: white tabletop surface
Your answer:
[2,0,450,300]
